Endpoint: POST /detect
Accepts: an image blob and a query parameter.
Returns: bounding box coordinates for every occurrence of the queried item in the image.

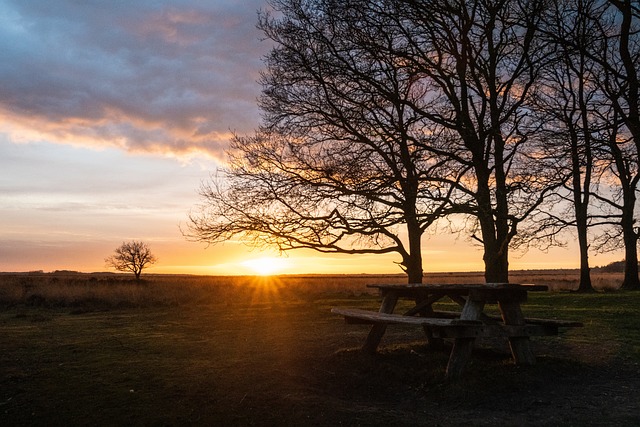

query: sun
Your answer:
[241,257,289,276]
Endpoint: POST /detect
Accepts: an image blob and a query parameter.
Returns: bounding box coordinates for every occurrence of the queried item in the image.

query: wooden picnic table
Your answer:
[332,283,582,380]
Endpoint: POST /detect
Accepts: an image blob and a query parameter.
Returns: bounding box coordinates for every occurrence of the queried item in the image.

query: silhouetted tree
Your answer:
[188,0,636,286]
[105,241,157,280]
[187,0,568,284]
[571,0,640,290]
[385,0,561,283]
[186,0,460,283]
[532,0,605,292]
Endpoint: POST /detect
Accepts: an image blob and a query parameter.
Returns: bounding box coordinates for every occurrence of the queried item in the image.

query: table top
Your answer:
[367,283,549,292]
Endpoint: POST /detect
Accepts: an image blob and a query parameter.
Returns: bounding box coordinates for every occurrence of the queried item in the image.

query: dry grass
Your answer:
[0,271,638,426]
[0,269,623,310]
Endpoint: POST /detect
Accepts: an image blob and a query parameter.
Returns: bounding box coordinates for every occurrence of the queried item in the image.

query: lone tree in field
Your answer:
[105,241,157,280]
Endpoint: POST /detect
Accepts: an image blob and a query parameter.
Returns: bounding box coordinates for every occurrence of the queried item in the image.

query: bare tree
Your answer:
[593,111,640,289]
[597,0,640,290]
[385,0,561,283]
[532,0,606,292]
[186,0,458,283]
[105,241,157,280]
[572,0,640,289]
[187,0,569,284]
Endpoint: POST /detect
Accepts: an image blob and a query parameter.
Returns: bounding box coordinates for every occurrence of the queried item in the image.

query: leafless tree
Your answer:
[596,0,640,290]
[186,0,458,283]
[189,0,638,287]
[532,0,608,292]
[568,0,640,289]
[382,0,562,283]
[105,241,157,280]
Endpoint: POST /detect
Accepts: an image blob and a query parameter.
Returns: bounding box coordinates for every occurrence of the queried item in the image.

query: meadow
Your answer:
[1,271,639,426]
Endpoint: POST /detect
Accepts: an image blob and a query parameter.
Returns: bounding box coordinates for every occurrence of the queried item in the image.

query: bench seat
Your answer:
[426,310,583,328]
[331,307,482,326]
[331,307,582,338]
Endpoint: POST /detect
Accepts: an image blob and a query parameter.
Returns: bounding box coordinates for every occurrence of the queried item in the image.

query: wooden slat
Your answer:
[331,308,481,326]
[499,299,536,365]
[429,310,583,327]
[432,324,558,339]
[367,283,549,292]
[520,317,584,327]
[332,308,583,330]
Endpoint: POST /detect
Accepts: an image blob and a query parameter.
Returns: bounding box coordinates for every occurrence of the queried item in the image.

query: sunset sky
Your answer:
[0,0,622,275]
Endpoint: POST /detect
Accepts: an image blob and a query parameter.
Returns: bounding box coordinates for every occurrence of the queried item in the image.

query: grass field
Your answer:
[1,272,639,426]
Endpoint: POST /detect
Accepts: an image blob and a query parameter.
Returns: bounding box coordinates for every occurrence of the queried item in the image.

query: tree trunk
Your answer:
[621,229,640,290]
[483,242,509,284]
[576,225,594,292]
[575,208,595,292]
[608,0,640,291]
[620,188,640,290]
[404,218,423,284]
[476,169,510,284]
[404,254,423,284]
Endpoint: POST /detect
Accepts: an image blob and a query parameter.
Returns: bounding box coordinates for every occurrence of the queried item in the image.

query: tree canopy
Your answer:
[187,0,640,288]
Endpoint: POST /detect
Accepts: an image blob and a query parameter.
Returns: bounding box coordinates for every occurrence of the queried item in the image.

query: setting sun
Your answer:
[241,257,289,276]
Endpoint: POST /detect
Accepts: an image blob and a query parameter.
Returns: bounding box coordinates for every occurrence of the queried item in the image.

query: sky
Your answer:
[0,0,622,276]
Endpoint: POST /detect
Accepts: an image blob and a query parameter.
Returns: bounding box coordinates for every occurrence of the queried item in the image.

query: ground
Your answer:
[1,274,639,426]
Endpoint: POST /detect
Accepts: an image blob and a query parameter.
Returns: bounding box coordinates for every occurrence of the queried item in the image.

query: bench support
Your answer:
[446,298,485,380]
[362,291,398,354]
[499,300,536,365]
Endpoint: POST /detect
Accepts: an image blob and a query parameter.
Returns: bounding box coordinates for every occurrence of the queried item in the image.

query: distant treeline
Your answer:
[597,261,634,273]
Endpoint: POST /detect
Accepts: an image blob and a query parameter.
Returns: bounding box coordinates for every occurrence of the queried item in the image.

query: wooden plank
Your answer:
[429,311,583,328]
[470,288,528,304]
[447,338,475,380]
[367,283,549,292]
[520,317,583,327]
[331,308,482,326]
[410,295,446,349]
[332,309,558,338]
[431,324,558,338]
[460,298,485,320]
[448,294,468,307]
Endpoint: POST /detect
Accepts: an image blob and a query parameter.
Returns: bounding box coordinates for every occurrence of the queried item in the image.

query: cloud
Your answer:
[0,0,268,159]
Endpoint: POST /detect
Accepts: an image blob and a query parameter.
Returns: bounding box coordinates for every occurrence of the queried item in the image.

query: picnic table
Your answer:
[332,283,583,380]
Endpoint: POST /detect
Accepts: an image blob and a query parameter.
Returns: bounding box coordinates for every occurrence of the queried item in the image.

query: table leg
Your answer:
[499,300,536,365]
[445,298,485,380]
[404,294,445,350]
[362,291,398,354]
[415,297,445,350]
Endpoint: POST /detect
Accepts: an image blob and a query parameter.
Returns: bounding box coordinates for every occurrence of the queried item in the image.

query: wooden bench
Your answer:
[332,284,583,379]
[331,307,582,339]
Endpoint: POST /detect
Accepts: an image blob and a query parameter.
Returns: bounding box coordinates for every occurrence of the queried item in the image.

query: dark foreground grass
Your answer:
[1,274,639,426]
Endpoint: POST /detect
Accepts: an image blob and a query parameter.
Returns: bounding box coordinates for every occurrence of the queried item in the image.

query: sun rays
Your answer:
[241,257,290,276]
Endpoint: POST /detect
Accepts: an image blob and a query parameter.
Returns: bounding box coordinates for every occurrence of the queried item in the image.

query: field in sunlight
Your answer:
[0,269,624,309]
[1,271,638,426]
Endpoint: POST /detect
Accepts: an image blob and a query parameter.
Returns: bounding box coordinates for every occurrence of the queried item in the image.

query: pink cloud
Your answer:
[0,0,268,158]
